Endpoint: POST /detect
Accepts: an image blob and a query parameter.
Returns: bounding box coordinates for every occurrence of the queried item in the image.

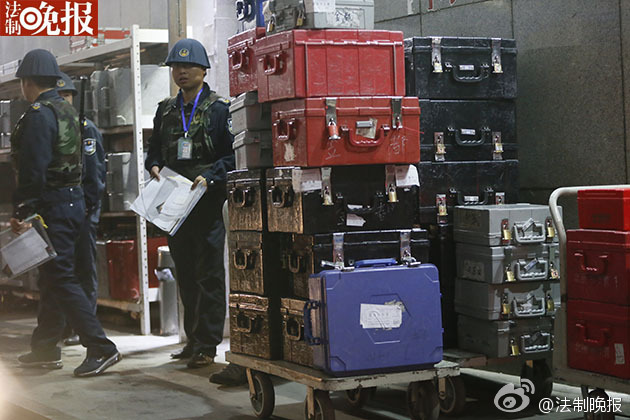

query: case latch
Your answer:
[492,38,503,74]
[321,167,333,206]
[391,97,402,129]
[434,132,446,161]
[432,37,443,73]
[495,192,506,205]
[400,230,414,263]
[492,131,503,160]
[332,232,345,269]
[325,98,340,141]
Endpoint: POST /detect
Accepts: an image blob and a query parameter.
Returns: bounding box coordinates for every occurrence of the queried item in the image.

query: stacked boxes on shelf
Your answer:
[453,204,561,358]
[404,36,519,347]
[227,0,444,376]
[567,189,630,378]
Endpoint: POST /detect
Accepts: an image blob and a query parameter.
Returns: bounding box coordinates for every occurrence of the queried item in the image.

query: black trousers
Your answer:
[167,194,226,355]
[31,188,116,357]
[74,207,100,314]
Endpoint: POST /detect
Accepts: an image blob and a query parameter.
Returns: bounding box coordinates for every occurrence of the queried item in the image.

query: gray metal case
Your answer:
[233,130,273,170]
[457,315,554,358]
[269,0,374,33]
[105,152,138,212]
[454,203,560,246]
[229,91,271,133]
[454,278,560,321]
[456,242,560,284]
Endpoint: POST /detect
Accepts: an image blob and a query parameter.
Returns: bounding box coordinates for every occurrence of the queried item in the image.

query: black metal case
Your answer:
[281,297,314,367]
[266,165,419,234]
[286,229,429,298]
[420,99,517,162]
[417,160,519,225]
[405,37,517,100]
[227,169,266,232]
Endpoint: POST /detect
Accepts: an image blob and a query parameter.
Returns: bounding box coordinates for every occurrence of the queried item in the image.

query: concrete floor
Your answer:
[1,304,629,420]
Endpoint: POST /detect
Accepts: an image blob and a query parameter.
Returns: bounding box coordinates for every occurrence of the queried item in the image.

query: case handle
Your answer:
[273,118,298,142]
[235,0,254,21]
[446,62,490,83]
[574,252,608,275]
[354,258,398,268]
[269,185,294,208]
[512,222,546,244]
[234,311,257,333]
[229,187,253,208]
[304,300,321,345]
[513,258,549,281]
[230,49,245,70]
[284,316,303,341]
[340,124,388,148]
[261,53,282,75]
[576,323,610,347]
[447,127,491,146]
[520,332,552,354]
[232,248,255,270]
[450,188,492,206]
[288,252,304,274]
[344,193,385,217]
[100,86,111,110]
[511,295,546,318]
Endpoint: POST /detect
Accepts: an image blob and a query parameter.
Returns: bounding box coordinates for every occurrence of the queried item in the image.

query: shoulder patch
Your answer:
[227,117,234,135]
[218,98,231,105]
[31,102,41,110]
[84,138,96,156]
[83,120,88,127]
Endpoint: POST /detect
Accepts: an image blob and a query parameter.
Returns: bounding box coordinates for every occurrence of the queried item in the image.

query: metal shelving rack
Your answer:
[0,25,169,335]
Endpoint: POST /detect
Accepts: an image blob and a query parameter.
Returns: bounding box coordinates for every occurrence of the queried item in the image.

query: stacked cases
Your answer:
[404,36,519,346]
[227,0,444,376]
[567,189,630,378]
[453,204,560,358]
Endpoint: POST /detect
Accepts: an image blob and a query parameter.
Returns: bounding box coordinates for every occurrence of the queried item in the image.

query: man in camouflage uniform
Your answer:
[145,39,235,369]
[11,49,120,377]
[56,72,106,346]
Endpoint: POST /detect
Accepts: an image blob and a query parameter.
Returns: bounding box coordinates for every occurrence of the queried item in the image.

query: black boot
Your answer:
[209,363,247,386]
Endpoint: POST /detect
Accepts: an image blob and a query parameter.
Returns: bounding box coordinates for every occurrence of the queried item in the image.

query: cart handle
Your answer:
[304,300,321,346]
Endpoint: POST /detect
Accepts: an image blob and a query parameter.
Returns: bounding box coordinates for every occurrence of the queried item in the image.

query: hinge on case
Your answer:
[492,131,503,161]
[432,37,443,73]
[434,132,446,162]
[492,38,503,74]
[400,230,415,264]
[391,97,402,129]
[505,266,515,282]
[325,98,340,141]
[321,167,333,206]
[385,165,398,203]
[495,192,506,205]
[545,217,556,240]
[501,218,512,244]
[332,233,345,269]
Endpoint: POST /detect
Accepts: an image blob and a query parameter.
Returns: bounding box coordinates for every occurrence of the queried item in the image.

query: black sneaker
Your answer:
[73,350,122,377]
[170,343,195,360]
[63,335,81,346]
[209,363,247,386]
[18,348,63,369]
[186,352,214,368]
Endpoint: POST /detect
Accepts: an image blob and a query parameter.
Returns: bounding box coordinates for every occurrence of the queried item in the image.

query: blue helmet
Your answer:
[56,72,77,95]
[16,49,63,78]
[164,38,210,69]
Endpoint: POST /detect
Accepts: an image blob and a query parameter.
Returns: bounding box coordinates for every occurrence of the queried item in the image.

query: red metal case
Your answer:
[567,299,630,379]
[567,229,630,306]
[107,237,167,301]
[578,188,630,231]
[228,27,266,97]
[271,97,420,167]
[255,29,405,103]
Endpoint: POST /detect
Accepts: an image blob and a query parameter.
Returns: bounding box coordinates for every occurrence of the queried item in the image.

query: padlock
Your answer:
[505,266,515,282]
[501,296,511,316]
[438,203,448,216]
[501,219,512,244]
[546,294,555,312]
[387,184,398,203]
[296,7,305,27]
[546,218,556,239]
[327,119,340,141]
[510,338,520,356]
[267,15,276,32]
[550,262,559,280]
[322,186,334,206]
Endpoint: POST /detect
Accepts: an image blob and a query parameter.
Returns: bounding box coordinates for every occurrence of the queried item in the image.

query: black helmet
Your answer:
[164,38,211,69]
[56,72,78,95]
[16,49,63,78]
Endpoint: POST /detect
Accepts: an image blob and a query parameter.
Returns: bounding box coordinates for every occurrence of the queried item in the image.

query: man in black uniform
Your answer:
[11,49,120,377]
[56,72,106,346]
[145,39,234,368]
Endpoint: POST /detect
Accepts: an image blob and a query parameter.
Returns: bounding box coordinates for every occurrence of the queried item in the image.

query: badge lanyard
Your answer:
[177,87,203,160]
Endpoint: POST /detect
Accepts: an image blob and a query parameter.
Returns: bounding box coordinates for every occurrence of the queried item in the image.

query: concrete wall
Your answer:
[377,0,630,226]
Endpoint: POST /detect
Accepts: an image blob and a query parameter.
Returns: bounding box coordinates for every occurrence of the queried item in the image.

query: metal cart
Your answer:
[438,349,553,416]
[226,351,460,420]
[549,185,630,420]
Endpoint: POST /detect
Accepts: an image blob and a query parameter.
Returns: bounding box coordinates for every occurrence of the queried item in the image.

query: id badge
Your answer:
[177,137,192,160]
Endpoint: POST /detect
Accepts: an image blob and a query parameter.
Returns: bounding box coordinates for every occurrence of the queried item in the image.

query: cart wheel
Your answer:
[304,390,336,420]
[407,380,440,420]
[520,359,553,403]
[249,371,275,419]
[438,376,466,416]
[584,389,615,420]
[345,387,376,409]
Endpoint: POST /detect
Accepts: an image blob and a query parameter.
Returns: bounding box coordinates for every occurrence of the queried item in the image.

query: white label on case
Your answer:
[346,213,366,227]
[459,64,475,71]
[312,0,336,13]
[615,343,625,365]
[292,168,322,193]
[464,195,479,203]
[360,304,402,329]
[284,142,296,163]
[395,165,420,187]
[461,128,476,136]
